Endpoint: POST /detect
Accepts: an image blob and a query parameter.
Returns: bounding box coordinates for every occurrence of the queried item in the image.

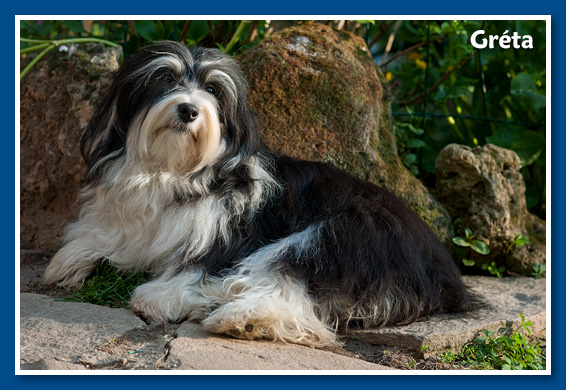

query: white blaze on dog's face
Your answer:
[122,49,240,174]
[132,84,222,174]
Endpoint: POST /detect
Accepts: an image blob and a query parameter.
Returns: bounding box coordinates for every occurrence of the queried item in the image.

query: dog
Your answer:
[44,41,477,347]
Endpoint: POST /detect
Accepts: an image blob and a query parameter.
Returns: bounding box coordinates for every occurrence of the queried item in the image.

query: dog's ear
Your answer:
[217,60,266,161]
[80,78,126,183]
[230,86,265,156]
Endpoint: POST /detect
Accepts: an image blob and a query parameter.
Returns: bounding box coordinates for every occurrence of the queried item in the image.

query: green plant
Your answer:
[60,262,149,308]
[395,120,426,175]
[505,233,530,260]
[439,313,545,370]
[482,261,506,278]
[531,263,546,279]
[452,227,490,267]
[20,37,118,80]
[20,20,277,80]
[382,20,545,220]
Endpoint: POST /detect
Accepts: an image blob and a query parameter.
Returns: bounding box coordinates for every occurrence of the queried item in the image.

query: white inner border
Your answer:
[15,15,551,376]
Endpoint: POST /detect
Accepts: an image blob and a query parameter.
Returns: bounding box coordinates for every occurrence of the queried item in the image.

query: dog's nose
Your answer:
[177,103,199,123]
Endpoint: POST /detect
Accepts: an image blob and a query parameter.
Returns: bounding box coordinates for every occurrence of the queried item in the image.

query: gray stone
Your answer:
[348,275,546,357]
[169,321,390,370]
[19,293,147,370]
[18,293,390,371]
[435,143,546,274]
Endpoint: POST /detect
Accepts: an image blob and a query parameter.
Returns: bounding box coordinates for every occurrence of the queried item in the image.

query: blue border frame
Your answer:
[9,1,562,388]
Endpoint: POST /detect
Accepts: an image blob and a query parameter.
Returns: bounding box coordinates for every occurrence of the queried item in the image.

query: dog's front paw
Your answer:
[43,251,96,288]
[201,300,338,348]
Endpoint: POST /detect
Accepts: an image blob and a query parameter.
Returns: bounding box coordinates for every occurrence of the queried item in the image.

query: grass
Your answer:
[60,262,149,308]
[439,313,546,370]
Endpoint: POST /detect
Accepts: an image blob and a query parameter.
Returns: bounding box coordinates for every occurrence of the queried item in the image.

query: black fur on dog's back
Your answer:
[198,154,479,329]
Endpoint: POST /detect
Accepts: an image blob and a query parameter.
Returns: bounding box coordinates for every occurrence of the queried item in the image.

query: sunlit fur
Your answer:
[44,41,478,347]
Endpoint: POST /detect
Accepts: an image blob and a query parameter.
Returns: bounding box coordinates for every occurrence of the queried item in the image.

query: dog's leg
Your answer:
[199,223,337,347]
[130,270,227,323]
[201,272,338,348]
[43,238,104,287]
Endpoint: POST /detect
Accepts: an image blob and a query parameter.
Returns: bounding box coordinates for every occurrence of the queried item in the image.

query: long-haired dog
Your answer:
[44,41,477,347]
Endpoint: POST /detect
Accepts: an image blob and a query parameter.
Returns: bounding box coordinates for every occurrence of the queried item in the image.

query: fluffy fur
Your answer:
[44,41,478,347]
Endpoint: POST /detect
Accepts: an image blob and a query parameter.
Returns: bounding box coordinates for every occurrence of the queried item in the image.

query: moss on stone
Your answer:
[239,22,452,242]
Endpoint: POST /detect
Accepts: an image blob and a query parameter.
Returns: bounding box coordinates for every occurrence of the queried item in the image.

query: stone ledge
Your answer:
[347,275,546,357]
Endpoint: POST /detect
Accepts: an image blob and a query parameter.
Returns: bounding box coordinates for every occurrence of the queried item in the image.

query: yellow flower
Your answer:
[415,58,427,69]
[385,72,393,82]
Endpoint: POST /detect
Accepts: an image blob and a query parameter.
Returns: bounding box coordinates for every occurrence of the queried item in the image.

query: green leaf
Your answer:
[511,72,546,111]
[470,240,490,255]
[155,21,165,38]
[63,21,86,33]
[452,237,471,247]
[187,20,209,43]
[406,139,426,148]
[513,234,530,246]
[403,153,417,165]
[135,21,158,41]
[465,228,473,239]
[486,127,545,167]
[462,259,475,266]
[407,124,424,135]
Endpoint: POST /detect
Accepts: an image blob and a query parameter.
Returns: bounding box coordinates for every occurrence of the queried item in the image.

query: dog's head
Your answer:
[81,41,263,181]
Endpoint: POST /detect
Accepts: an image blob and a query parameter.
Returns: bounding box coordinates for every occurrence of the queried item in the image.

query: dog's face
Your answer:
[81,41,260,181]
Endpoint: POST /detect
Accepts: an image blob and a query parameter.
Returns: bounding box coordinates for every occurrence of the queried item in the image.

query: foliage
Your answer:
[439,313,545,370]
[482,261,506,278]
[20,20,272,56]
[381,20,546,219]
[19,19,546,220]
[530,263,546,279]
[451,224,490,268]
[60,262,149,308]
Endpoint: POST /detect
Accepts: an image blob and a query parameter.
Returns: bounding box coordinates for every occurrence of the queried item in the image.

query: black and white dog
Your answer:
[44,41,477,347]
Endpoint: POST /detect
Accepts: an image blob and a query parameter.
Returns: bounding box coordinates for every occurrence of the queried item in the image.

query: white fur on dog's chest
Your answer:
[79,156,277,272]
[81,177,228,271]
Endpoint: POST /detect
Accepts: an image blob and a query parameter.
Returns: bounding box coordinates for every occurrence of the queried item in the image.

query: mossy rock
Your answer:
[436,143,546,274]
[20,43,122,253]
[239,22,452,242]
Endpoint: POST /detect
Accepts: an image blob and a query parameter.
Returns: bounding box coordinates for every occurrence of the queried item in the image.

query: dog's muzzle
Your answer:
[178,103,199,123]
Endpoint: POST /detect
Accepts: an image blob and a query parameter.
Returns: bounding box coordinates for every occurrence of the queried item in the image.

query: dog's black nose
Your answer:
[178,103,199,123]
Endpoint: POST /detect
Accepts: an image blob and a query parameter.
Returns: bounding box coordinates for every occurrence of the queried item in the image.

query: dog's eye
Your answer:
[205,86,216,95]
[160,74,174,84]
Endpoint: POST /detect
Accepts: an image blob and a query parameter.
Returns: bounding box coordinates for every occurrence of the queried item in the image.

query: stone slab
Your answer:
[168,321,390,371]
[18,293,389,371]
[19,293,148,370]
[348,276,546,357]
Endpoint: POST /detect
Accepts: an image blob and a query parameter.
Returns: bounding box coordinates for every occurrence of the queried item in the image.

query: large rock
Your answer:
[435,144,546,274]
[20,43,122,253]
[239,22,452,242]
